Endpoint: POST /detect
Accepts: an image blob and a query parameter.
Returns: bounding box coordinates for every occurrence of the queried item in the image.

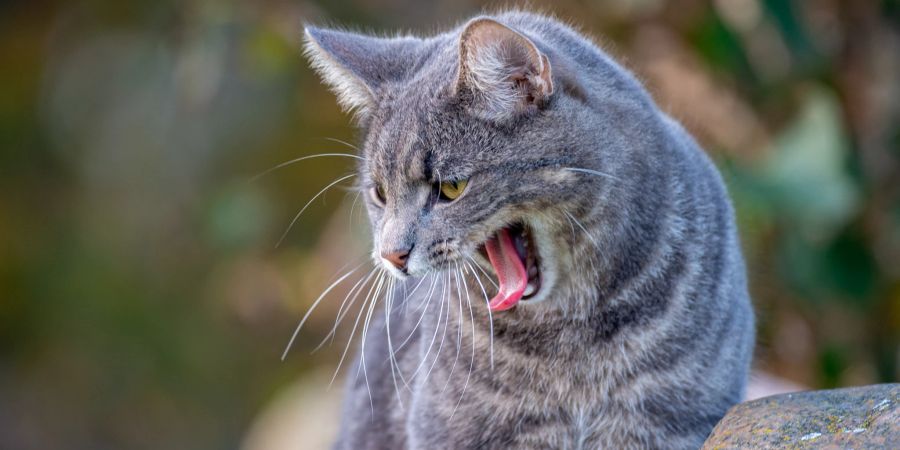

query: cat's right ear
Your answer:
[303,27,424,121]
[455,18,554,122]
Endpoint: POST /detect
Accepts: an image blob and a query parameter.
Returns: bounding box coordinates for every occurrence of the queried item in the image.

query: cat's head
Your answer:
[304,15,640,312]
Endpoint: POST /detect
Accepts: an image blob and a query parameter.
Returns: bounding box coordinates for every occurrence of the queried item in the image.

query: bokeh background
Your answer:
[1,0,898,448]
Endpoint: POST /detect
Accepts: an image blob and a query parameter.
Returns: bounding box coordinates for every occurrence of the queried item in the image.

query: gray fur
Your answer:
[304,11,755,450]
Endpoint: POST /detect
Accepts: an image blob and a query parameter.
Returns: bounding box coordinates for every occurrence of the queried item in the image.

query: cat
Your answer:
[302,10,755,450]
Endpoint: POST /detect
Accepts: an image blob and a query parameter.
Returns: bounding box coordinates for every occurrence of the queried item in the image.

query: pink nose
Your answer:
[382,249,410,271]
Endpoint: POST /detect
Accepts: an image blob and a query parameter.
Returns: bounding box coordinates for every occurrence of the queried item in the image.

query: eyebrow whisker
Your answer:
[249,153,363,183]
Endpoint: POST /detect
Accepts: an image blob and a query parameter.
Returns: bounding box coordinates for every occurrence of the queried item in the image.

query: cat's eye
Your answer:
[438,179,468,201]
[371,184,386,206]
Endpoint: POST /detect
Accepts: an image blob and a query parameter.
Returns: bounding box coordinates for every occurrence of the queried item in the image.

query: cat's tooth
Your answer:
[523,282,537,297]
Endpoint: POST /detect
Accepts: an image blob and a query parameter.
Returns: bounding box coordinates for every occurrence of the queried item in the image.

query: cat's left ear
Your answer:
[304,27,425,121]
[456,18,554,122]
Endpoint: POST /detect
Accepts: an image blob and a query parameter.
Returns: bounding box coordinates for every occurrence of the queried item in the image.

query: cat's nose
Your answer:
[382,248,411,271]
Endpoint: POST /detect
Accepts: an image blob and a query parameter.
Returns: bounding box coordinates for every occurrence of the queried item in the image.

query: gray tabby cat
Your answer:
[302,10,754,450]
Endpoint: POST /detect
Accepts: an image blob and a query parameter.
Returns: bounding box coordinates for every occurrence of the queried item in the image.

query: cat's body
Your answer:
[303,11,754,450]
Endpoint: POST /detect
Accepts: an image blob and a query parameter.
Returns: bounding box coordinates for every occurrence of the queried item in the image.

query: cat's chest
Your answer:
[405,389,634,450]
[403,353,627,449]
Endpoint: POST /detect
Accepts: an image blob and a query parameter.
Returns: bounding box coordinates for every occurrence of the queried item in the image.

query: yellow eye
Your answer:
[438,179,468,201]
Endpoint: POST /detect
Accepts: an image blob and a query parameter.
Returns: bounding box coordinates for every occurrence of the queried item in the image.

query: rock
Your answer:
[703,384,899,449]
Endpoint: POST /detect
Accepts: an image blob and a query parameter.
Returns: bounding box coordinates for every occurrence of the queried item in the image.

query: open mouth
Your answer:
[477,222,542,312]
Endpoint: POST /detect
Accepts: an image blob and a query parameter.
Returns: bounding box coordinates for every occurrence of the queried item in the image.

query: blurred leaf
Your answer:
[778,226,878,305]
[760,85,860,243]
[689,9,757,84]
[761,0,818,67]
[818,343,847,388]
[822,231,879,301]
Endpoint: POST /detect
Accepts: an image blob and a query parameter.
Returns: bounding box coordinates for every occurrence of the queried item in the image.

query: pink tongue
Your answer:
[484,228,527,312]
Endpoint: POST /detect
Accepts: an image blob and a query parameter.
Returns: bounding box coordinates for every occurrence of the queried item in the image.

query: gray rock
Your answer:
[703,383,899,449]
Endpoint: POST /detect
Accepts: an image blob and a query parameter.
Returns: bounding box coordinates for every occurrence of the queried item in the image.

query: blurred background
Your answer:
[1,0,898,448]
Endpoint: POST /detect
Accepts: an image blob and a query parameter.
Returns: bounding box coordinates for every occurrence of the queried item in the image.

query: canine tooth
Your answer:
[523,282,537,297]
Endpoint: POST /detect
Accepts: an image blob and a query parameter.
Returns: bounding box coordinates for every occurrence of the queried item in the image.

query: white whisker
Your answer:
[562,167,621,182]
[395,273,438,392]
[393,274,438,354]
[331,270,385,387]
[322,136,361,152]
[348,190,362,236]
[564,211,599,275]
[250,153,363,183]
[401,274,429,315]
[383,277,404,409]
[465,261,494,369]
[358,271,387,414]
[359,272,389,378]
[439,264,465,394]
[276,173,357,248]
[311,265,378,353]
[449,261,478,422]
[281,263,364,361]
[415,270,450,384]
[466,255,499,289]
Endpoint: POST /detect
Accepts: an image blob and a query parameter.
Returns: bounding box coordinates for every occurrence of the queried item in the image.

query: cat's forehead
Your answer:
[364,87,475,182]
[364,98,429,181]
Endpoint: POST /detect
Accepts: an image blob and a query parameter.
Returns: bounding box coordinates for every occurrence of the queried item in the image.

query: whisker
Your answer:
[563,211,599,248]
[439,264,465,394]
[348,190,362,236]
[449,262,478,422]
[452,263,463,353]
[423,271,453,384]
[466,256,499,289]
[321,136,361,152]
[393,274,438,354]
[413,270,451,382]
[383,277,405,409]
[249,153,363,183]
[312,266,379,353]
[318,257,367,293]
[331,270,385,387]
[562,167,621,182]
[358,271,387,414]
[410,271,450,381]
[276,173,357,248]
[395,273,438,391]
[281,263,364,361]
[562,211,583,281]
[359,272,389,378]
[564,210,577,237]
[401,274,429,315]
[564,211,599,275]
[465,261,494,369]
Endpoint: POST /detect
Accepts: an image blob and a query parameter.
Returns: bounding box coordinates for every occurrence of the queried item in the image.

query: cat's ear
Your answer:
[303,26,424,120]
[456,18,554,122]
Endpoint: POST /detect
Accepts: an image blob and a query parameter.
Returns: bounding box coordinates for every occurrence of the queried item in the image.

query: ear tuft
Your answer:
[303,27,375,118]
[302,27,426,122]
[457,18,554,121]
